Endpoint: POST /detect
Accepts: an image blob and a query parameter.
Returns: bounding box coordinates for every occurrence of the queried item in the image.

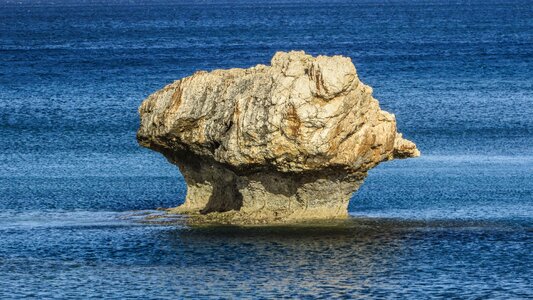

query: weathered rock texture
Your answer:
[137,51,419,224]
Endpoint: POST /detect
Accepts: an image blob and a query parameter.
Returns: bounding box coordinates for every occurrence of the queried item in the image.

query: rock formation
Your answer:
[137,51,419,224]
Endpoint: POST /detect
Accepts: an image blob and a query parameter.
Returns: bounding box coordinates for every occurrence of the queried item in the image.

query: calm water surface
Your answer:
[0,0,532,298]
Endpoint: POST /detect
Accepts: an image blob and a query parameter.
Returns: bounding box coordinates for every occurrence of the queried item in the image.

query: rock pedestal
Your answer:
[137,51,419,223]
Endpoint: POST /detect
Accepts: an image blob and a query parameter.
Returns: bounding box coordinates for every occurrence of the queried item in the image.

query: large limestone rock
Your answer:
[137,51,419,224]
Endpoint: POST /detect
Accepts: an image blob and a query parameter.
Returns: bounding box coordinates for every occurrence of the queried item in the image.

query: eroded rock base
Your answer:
[164,153,365,224]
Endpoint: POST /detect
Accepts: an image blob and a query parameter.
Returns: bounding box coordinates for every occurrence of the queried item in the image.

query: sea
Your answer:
[0,0,532,298]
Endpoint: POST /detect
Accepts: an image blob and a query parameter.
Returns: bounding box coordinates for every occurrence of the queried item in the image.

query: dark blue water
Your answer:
[1,0,532,298]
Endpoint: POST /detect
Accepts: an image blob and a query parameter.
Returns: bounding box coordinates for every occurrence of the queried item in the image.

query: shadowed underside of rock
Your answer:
[137,51,419,224]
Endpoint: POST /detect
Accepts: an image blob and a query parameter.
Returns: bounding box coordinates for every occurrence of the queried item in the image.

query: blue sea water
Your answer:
[1,0,532,298]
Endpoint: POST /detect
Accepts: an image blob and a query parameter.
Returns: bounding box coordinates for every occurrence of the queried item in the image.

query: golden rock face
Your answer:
[137,51,419,224]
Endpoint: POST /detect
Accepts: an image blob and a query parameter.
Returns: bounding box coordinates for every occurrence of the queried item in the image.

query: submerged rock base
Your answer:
[164,152,364,224]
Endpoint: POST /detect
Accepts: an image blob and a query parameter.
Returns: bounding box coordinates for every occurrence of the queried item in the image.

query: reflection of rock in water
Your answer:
[137,51,419,224]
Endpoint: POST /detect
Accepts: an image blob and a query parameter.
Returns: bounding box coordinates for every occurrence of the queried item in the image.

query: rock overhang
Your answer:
[137,51,419,224]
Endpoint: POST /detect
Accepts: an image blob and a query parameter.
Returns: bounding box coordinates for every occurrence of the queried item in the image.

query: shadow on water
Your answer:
[142,214,531,256]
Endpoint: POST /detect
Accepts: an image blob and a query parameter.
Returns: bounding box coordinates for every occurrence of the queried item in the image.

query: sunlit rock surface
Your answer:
[137,51,419,224]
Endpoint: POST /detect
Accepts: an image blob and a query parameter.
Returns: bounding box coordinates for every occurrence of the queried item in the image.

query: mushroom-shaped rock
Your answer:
[137,51,419,223]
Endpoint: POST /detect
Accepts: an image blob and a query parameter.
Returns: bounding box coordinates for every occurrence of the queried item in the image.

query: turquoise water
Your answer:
[1,0,532,298]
